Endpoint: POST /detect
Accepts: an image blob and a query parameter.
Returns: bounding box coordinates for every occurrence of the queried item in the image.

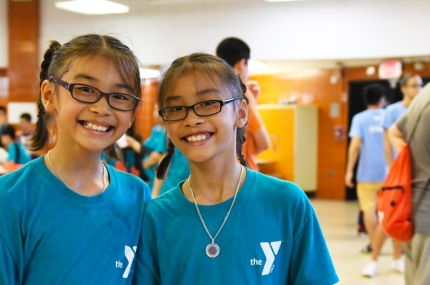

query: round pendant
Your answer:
[206,243,220,258]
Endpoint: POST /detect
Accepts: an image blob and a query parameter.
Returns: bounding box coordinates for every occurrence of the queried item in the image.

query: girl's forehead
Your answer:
[66,55,114,74]
[166,72,227,97]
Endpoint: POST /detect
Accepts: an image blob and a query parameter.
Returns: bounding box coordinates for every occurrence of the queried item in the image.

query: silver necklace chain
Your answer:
[47,150,106,193]
[188,165,244,245]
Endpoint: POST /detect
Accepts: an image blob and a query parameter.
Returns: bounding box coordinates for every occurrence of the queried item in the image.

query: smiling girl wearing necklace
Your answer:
[0,34,151,284]
[133,53,338,285]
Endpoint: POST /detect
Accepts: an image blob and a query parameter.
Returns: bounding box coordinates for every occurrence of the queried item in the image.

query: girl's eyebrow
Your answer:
[164,88,221,104]
[72,73,134,93]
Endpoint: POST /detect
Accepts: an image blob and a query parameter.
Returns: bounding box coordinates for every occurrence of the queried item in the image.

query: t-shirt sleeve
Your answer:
[7,143,17,163]
[154,129,167,154]
[132,206,161,285]
[383,107,393,130]
[245,93,264,134]
[287,192,339,285]
[348,116,362,138]
[396,113,407,136]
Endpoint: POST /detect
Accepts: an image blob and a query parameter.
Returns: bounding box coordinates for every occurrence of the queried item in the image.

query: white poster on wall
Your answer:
[7,102,38,124]
[0,77,8,98]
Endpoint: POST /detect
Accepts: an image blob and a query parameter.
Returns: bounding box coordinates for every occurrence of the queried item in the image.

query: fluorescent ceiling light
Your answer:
[248,60,267,72]
[139,68,161,79]
[55,0,129,15]
[265,0,303,2]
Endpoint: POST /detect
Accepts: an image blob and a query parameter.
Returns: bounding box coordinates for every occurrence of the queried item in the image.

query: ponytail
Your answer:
[156,139,175,179]
[236,76,248,167]
[29,41,61,152]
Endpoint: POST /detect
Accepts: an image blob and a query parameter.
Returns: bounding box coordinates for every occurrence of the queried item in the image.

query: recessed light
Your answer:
[55,0,129,15]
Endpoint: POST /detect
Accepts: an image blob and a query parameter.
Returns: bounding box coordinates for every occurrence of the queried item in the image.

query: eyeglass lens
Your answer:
[72,84,136,110]
[163,101,222,121]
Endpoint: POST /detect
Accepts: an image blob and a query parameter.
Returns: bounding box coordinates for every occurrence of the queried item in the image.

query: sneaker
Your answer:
[362,261,378,278]
[391,258,405,274]
[360,244,372,254]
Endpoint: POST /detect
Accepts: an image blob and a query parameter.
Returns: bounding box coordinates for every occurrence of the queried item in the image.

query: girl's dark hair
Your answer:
[0,123,16,140]
[30,34,142,160]
[156,53,247,179]
[399,73,420,87]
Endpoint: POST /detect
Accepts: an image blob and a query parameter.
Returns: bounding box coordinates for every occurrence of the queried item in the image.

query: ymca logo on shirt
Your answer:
[115,245,137,278]
[250,241,282,275]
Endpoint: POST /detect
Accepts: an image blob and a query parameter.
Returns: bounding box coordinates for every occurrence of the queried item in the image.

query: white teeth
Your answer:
[186,134,208,142]
[84,122,108,132]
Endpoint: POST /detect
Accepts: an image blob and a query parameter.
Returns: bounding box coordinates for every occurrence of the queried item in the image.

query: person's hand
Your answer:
[246,80,260,100]
[345,171,354,188]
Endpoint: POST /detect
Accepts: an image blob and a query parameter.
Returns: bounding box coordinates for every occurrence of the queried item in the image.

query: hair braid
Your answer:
[156,139,175,179]
[29,41,61,151]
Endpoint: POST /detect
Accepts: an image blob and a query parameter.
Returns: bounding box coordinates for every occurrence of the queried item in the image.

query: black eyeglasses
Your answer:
[50,76,140,111]
[158,97,241,122]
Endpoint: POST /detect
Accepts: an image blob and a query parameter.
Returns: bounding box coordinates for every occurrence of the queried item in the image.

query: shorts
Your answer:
[357,182,383,212]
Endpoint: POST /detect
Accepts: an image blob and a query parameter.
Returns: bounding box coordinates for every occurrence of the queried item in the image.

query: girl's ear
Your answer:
[235,99,248,128]
[41,80,56,114]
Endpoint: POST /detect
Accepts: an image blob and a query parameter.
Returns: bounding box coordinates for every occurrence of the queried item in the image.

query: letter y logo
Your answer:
[260,241,282,275]
[123,245,137,278]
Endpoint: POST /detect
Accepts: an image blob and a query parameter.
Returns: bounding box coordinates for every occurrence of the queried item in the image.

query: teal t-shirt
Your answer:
[0,156,151,285]
[7,141,31,164]
[133,169,339,285]
[143,125,167,189]
[159,148,190,195]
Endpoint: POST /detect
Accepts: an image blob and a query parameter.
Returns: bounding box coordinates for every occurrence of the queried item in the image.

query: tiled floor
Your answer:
[311,199,405,285]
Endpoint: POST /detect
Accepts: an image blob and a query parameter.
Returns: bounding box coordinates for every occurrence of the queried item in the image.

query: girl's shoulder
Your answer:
[249,169,304,194]
[106,164,151,196]
[0,157,43,197]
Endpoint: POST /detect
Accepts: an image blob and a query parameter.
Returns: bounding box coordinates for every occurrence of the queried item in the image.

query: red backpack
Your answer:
[377,142,412,242]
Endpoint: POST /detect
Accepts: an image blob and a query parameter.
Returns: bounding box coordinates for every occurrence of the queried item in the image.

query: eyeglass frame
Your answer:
[50,76,140,111]
[158,97,241,122]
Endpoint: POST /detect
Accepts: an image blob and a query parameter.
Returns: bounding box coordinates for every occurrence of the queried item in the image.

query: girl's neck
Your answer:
[402,96,413,108]
[45,147,107,196]
[182,161,245,205]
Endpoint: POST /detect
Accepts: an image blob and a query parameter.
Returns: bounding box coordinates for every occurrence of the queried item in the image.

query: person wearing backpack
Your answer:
[344,84,404,277]
[363,74,424,278]
[389,82,430,285]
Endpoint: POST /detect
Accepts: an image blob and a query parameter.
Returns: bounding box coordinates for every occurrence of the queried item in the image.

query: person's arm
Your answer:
[345,137,361,188]
[151,178,163,199]
[384,130,393,168]
[143,152,164,169]
[252,127,270,155]
[125,135,142,153]
[388,124,406,154]
[246,93,270,155]
[246,80,260,100]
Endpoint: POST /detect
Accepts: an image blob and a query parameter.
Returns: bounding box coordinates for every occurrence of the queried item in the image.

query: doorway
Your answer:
[346,77,430,200]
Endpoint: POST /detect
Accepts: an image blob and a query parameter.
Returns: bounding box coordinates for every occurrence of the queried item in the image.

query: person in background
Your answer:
[0,123,32,165]
[344,84,399,278]
[389,82,430,285]
[126,105,167,191]
[384,73,422,167]
[0,106,7,128]
[133,53,338,285]
[216,37,270,171]
[151,141,190,198]
[0,34,151,284]
[17,112,35,151]
[363,73,424,277]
